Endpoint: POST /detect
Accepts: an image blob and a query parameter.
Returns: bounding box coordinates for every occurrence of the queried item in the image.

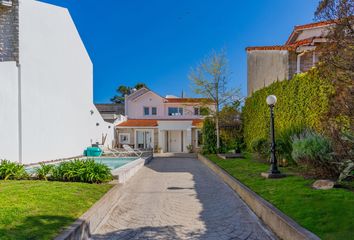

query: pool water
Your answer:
[26,157,139,173]
[94,157,138,169]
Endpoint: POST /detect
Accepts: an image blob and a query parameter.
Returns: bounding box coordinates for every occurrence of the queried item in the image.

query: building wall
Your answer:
[247,50,289,95]
[126,91,205,119]
[0,0,19,62]
[300,51,315,73]
[0,0,114,164]
[0,62,19,161]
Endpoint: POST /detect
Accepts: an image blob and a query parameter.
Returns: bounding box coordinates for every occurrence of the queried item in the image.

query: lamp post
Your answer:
[261,95,285,178]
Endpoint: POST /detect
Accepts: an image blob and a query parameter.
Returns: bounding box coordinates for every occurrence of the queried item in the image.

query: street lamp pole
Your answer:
[269,104,280,174]
[261,95,285,179]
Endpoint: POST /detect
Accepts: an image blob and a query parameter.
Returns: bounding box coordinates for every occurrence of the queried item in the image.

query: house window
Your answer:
[152,107,157,115]
[196,129,203,147]
[119,133,130,144]
[168,107,183,116]
[194,107,200,115]
[143,107,150,116]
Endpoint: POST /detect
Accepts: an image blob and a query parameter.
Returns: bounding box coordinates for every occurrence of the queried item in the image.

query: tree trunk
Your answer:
[215,98,220,151]
[216,116,220,151]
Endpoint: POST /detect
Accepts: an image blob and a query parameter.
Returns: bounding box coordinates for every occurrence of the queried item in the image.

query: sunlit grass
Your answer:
[207,154,354,240]
[0,180,112,240]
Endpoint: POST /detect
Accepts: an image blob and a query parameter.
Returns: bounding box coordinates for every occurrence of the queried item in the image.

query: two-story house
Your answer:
[116,88,213,153]
[246,20,335,95]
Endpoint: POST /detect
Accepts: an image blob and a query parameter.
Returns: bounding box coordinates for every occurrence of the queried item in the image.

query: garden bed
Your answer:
[0,180,112,240]
[206,154,354,240]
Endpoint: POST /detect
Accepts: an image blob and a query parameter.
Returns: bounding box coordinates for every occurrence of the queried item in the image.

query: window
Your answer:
[194,107,200,115]
[152,107,157,115]
[119,133,130,144]
[168,107,183,116]
[143,107,150,116]
[196,129,203,147]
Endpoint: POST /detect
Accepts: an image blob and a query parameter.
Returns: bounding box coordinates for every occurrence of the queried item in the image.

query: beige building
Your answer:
[246,20,335,95]
[115,88,213,153]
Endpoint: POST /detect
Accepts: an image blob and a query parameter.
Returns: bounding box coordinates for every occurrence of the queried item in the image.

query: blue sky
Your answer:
[41,0,319,103]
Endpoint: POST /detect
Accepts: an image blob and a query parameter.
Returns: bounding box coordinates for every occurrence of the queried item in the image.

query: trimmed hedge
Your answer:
[243,71,335,150]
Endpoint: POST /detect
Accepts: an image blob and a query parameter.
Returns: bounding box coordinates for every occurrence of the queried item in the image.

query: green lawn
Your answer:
[206,154,354,240]
[0,180,112,240]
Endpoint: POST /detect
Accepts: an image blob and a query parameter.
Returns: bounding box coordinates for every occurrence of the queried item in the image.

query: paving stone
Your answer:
[92,157,276,240]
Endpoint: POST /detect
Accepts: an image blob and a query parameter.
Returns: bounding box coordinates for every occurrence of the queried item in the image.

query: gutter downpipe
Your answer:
[16,62,22,164]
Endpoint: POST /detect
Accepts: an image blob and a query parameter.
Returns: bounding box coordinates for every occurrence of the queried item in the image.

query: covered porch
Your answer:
[157,120,202,153]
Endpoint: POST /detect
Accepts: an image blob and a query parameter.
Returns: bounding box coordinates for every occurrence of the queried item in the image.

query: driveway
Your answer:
[93,157,276,240]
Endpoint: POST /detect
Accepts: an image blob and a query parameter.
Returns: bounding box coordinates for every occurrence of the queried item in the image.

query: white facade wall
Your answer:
[0,0,114,164]
[0,62,19,161]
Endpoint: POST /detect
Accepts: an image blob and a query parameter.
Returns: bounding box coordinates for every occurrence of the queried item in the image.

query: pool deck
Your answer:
[92,157,276,240]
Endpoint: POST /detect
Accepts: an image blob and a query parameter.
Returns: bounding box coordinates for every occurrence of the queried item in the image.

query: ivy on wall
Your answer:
[243,71,335,150]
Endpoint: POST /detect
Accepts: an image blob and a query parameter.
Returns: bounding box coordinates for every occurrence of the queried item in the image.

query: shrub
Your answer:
[243,71,335,152]
[251,138,269,161]
[51,159,112,183]
[291,130,336,178]
[35,163,54,181]
[276,126,305,163]
[202,117,217,154]
[0,160,28,180]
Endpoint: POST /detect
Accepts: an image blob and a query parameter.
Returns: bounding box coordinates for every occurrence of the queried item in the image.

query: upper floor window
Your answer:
[143,107,149,116]
[168,107,183,116]
[152,107,157,115]
[194,107,200,115]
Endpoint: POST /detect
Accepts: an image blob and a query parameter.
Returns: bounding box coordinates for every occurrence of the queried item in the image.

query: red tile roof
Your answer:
[246,20,334,52]
[116,119,204,127]
[294,20,335,31]
[246,45,291,51]
[117,119,158,127]
[165,98,214,104]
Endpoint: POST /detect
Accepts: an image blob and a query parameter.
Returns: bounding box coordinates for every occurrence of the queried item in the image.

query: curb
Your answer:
[55,156,153,240]
[54,183,123,240]
[197,154,320,240]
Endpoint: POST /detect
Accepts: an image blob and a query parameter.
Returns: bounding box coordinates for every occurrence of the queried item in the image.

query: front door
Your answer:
[169,131,182,152]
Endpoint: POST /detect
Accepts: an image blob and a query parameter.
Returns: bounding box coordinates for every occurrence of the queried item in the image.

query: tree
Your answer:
[111,83,147,104]
[314,0,354,160]
[201,117,217,154]
[189,50,240,151]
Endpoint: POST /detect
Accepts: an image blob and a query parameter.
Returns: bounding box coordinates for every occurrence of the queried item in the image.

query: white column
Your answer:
[296,54,301,74]
[186,128,192,151]
[158,130,165,153]
[312,51,316,67]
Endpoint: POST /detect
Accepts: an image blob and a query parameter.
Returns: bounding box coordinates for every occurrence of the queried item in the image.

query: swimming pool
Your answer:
[94,157,139,170]
[26,157,139,173]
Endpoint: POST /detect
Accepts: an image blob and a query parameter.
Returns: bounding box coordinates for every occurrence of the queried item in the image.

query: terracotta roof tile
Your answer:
[117,119,158,127]
[247,20,335,51]
[165,98,214,103]
[294,20,335,31]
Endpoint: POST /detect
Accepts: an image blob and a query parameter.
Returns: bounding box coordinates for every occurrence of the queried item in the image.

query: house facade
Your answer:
[246,20,334,95]
[116,88,213,153]
[0,0,114,164]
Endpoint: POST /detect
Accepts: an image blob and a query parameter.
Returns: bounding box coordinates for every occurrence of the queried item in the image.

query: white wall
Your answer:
[12,0,114,164]
[0,62,19,161]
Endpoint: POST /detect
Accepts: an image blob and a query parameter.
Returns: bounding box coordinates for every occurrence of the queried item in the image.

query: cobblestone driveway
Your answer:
[93,157,276,240]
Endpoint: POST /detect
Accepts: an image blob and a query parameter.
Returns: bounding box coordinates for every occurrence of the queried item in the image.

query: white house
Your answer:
[116,88,214,153]
[0,0,114,164]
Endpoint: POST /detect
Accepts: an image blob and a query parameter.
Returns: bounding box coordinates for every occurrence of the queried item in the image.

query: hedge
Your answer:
[243,71,335,150]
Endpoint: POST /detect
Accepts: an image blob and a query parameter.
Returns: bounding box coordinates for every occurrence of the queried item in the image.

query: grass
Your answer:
[0,180,112,240]
[206,154,354,240]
